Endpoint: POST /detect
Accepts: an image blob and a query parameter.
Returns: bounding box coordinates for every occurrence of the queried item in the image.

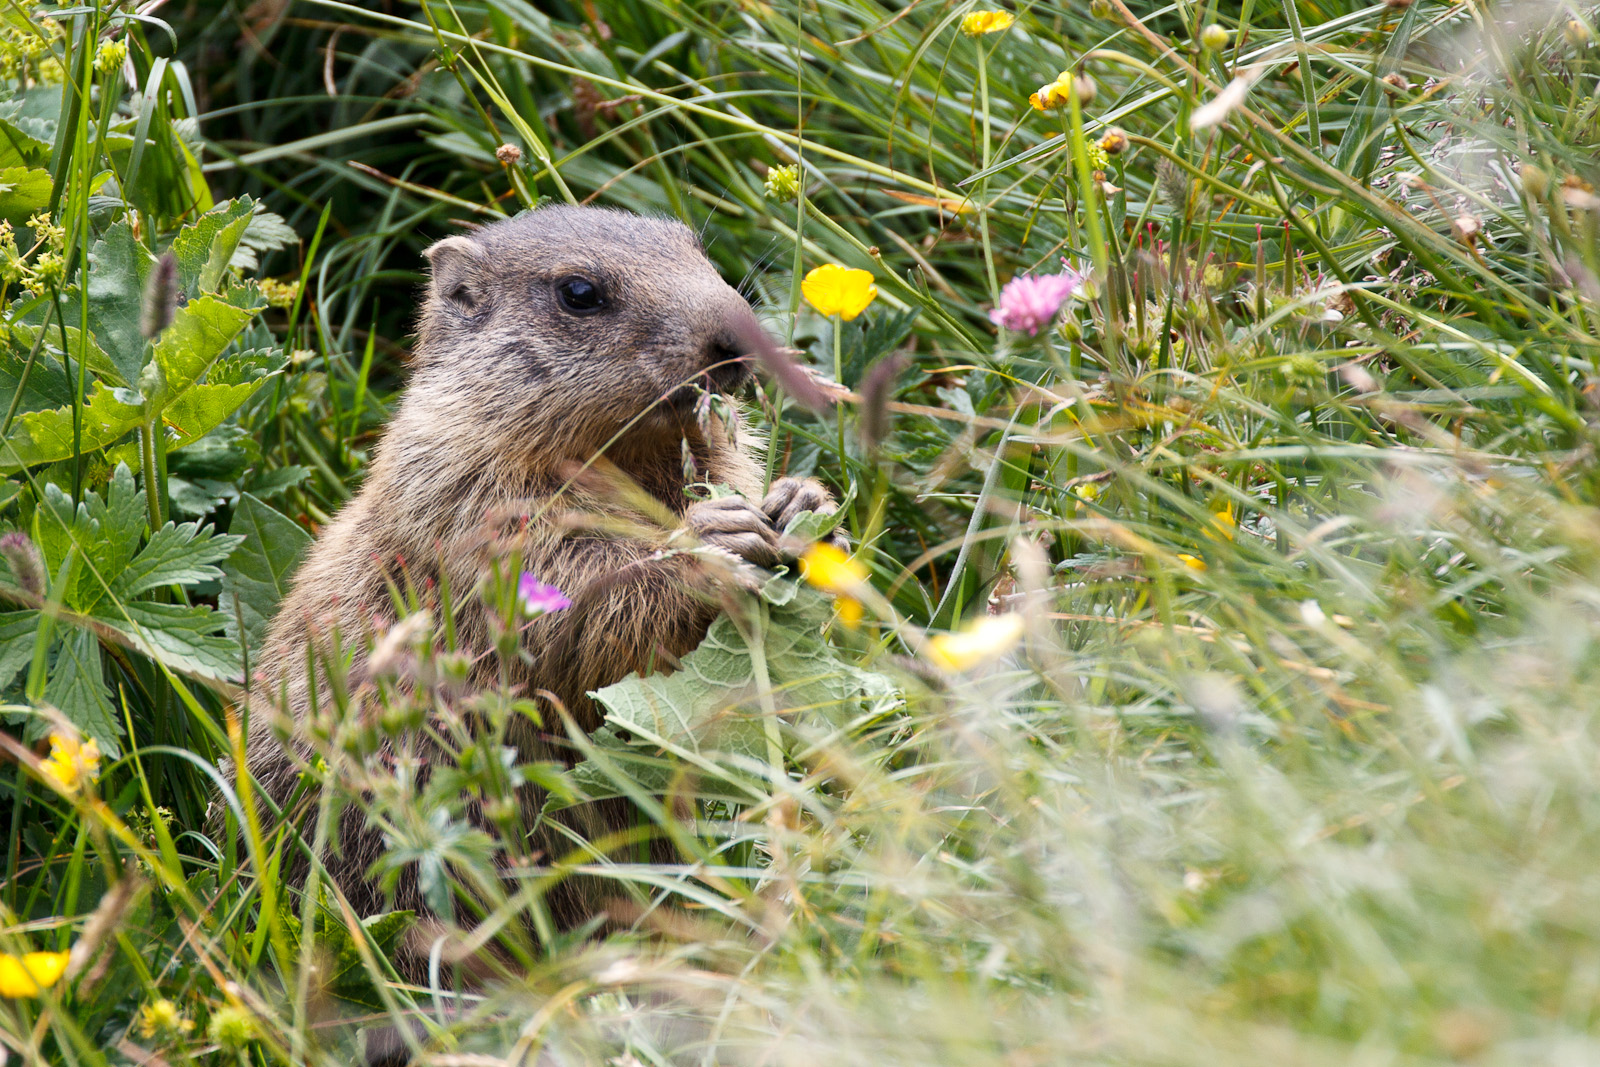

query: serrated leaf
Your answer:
[0,119,50,170]
[86,220,156,385]
[0,165,53,220]
[239,209,298,252]
[40,628,120,757]
[111,520,242,600]
[0,609,38,690]
[98,599,240,680]
[7,321,123,386]
[1,296,264,472]
[169,197,254,295]
[219,493,312,652]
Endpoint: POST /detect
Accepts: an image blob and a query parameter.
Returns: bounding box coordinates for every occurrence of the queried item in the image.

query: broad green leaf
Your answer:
[1,296,263,471]
[219,493,311,652]
[0,609,38,690]
[32,482,100,610]
[0,119,50,170]
[75,463,145,607]
[111,520,242,600]
[98,599,240,681]
[170,197,254,295]
[86,220,156,385]
[282,898,414,1011]
[0,165,52,220]
[40,628,120,757]
[7,321,123,386]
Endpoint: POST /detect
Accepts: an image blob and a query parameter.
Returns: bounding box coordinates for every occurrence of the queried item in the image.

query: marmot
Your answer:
[244,206,837,939]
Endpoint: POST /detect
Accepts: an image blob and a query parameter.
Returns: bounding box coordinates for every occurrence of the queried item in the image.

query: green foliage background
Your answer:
[3,0,1600,1063]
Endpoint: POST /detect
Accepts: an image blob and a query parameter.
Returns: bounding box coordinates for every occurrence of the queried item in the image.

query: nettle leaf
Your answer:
[111,520,243,600]
[86,220,156,385]
[98,600,240,681]
[40,628,120,757]
[0,610,38,690]
[1,295,263,472]
[219,493,311,654]
[170,197,255,295]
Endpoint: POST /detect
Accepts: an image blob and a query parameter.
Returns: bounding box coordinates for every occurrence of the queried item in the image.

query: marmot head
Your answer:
[414,206,757,450]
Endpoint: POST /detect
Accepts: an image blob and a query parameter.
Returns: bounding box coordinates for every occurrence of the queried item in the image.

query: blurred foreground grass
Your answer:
[4,0,1600,1063]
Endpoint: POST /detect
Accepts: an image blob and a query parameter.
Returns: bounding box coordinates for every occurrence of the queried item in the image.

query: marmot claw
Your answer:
[762,476,848,551]
[685,495,782,568]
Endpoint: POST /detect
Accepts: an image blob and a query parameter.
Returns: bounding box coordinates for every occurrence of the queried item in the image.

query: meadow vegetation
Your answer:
[2,0,1600,1062]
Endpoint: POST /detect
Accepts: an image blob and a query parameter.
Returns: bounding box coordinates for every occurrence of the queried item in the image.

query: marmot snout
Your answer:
[243,205,839,946]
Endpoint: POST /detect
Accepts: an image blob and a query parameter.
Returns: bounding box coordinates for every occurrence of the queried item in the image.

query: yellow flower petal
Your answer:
[0,951,70,998]
[926,613,1025,672]
[801,264,878,321]
[41,731,100,794]
[1177,553,1207,571]
[800,542,869,596]
[837,596,864,629]
[1029,79,1072,112]
[960,10,1015,36]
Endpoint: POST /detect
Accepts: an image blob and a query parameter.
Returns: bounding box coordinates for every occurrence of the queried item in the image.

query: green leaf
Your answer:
[111,520,243,600]
[40,628,120,757]
[219,493,311,653]
[97,599,240,681]
[169,197,255,295]
[86,220,156,385]
[0,165,53,220]
[1,296,264,472]
[0,609,39,690]
[0,119,50,170]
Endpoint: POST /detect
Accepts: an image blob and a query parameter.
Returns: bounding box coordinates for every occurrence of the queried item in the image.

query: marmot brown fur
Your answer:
[243,206,837,943]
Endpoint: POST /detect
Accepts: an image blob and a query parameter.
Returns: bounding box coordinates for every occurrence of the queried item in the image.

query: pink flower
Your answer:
[988,270,1084,335]
[518,574,572,616]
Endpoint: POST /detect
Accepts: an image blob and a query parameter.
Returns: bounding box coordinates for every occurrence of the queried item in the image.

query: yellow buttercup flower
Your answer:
[1176,553,1208,571]
[926,613,1025,672]
[0,950,70,998]
[960,10,1015,36]
[802,264,877,321]
[1029,78,1072,112]
[41,731,100,794]
[800,542,869,629]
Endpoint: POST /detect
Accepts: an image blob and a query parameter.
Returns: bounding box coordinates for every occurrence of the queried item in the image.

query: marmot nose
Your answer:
[702,331,747,372]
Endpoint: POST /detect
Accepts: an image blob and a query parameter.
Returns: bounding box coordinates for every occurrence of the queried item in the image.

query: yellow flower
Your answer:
[41,731,100,794]
[800,542,869,629]
[0,950,69,998]
[802,264,877,321]
[1029,79,1072,112]
[1206,503,1236,542]
[960,10,1015,36]
[138,998,195,1039]
[926,613,1025,672]
[1176,553,1207,571]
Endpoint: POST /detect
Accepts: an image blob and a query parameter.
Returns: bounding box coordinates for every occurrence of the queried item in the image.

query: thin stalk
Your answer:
[976,39,1000,306]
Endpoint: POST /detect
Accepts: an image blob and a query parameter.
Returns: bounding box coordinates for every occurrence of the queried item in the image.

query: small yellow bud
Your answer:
[1200,23,1229,51]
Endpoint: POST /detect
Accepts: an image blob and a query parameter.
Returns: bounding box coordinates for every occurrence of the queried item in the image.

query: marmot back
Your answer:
[242,206,838,954]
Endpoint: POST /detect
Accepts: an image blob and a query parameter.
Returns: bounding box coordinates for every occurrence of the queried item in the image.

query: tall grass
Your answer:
[3,0,1600,1063]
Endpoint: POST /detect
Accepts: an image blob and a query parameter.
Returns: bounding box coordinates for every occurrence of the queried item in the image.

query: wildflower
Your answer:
[926,613,1025,672]
[1200,23,1229,51]
[0,950,69,998]
[1029,79,1071,112]
[1084,137,1110,172]
[960,10,1014,36]
[1190,76,1252,132]
[93,38,126,77]
[1176,553,1207,571]
[208,1004,256,1050]
[1099,128,1128,156]
[0,531,43,596]
[800,542,869,628]
[495,143,523,165]
[1073,482,1100,503]
[802,263,877,321]
[763,163,801,202]
[138,998,194,1039]
[41,731,100,794]
[519,574,573,616]
[257,277,299,309]
[1568,20,1593,48]
[989,270,1083,335]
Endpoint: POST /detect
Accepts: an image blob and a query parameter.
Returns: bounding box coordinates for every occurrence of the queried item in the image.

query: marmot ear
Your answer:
[424,235,487,316]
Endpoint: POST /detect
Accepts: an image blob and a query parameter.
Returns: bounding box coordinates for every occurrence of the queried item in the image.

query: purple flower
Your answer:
[518,574,572,616]
[988,270,1084,336]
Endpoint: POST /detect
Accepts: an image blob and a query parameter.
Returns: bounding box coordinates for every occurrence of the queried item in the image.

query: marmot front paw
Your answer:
[762,477,849,550]
[685,496,782,568]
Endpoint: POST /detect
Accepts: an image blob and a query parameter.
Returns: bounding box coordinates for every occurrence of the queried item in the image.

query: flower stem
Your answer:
[976,42,1000,306]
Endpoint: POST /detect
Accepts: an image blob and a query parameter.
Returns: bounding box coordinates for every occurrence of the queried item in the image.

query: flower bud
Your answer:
[1098,128,1128,156]
[495,143,523,165]
[1200,23,1229,51]
[764,163,801,202]
[1567,20,1592,48]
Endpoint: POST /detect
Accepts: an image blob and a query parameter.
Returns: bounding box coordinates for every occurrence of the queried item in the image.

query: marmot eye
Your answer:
[555,276,606,315]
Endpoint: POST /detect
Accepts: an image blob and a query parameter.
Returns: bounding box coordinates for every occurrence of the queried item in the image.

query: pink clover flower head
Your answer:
[518,574,572,616]
[988,270,1084,335]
